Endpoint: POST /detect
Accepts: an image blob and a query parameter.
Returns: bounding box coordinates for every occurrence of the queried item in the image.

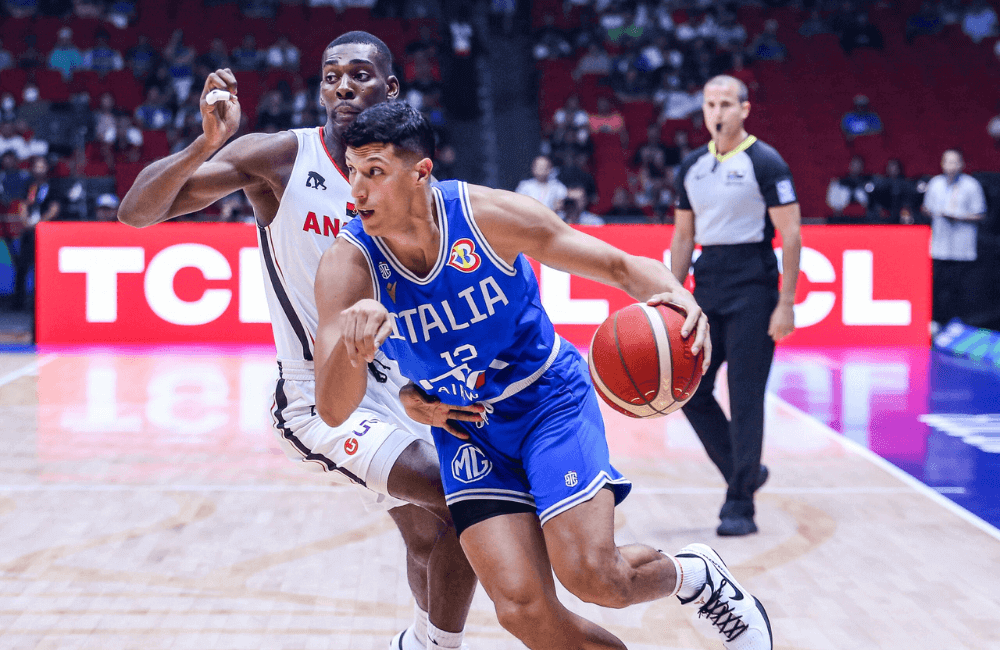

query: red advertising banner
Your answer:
[36,222,931,347]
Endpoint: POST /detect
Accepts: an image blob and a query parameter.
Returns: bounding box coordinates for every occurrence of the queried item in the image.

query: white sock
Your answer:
[673,554,707,600]
[400,628,424,650]
[412,604,429,649]
[427,620,464,649]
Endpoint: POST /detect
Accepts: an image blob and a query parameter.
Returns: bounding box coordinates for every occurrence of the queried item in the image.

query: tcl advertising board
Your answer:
[36,223,930,347]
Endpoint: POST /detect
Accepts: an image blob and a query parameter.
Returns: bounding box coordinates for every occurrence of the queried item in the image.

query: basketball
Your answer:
[588,303,705,418]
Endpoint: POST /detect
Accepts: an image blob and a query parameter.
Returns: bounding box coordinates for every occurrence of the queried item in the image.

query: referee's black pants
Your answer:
[682,243,778,519]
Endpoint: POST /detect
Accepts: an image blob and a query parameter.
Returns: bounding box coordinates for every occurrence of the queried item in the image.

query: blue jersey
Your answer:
[341,180,559,406]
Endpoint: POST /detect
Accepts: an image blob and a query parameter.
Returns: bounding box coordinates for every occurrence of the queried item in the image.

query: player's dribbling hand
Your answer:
[340,299,394,368]
[200,68,241,149]
[646,290,712,372]
[399,383,485,440]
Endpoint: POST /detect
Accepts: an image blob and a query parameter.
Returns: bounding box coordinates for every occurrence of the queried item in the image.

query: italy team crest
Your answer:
[447,238,481,272]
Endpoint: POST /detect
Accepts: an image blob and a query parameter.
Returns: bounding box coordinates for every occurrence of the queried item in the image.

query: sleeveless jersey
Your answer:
[340,180,559,406]
[258,127,410,400]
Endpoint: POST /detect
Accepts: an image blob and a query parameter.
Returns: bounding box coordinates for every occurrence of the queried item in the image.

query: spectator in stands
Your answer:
[134,87,173,131]
[106,0,136,29]
[73,0,103,19]
[0,150,31,204]
[0,39,13,71]
[683,40,722,88]
[906,1,944,43]
[94,92,119,145]
[633,123,669,170]
[256,90,292,133]
[557,151,597,205]
[164,30,196,102]
[3,0,38,19]
[200,39,231,71]
[614,68,649,102]
[717,14,749,50]
[604,186,639,220]
[84,30,124,77]
[94,193,120,221]
[48,27,84,81]
[232,34,263,71]
[840,12,884,54]
[560,185,605,225]
[589,96,628,149]
[0,93,15,123]
[868,159,918,224]
[664,129,692,167]
[515,155,567,212]
[923,149,986,330]
[656,77,703,122]
[433,143,458,180]
[533,13,573,60]
[962,0,999,44]
[940,0,964,24]
[241,0,277,19]
[728,52,758,98]
[16,85,49,134]
[988,104,1000,147]
[266,36,301,71]
[126,34,157,79]
[826,155,871,219]
[573,43,613,80]
[13,156,61,310]
[0,118,47,161]
[799,10,832,38]
[18,33,41,70]
[748,19,786,62]
[841,95,883,143]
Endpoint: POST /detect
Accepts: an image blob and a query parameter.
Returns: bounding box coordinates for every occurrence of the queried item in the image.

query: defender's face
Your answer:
[346,143,422,235]
[702,82,749,138]
[320,44,399,128]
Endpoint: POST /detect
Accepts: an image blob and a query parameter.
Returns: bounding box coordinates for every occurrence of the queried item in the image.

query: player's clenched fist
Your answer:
[340,299,394,367]
[200,68,241,149]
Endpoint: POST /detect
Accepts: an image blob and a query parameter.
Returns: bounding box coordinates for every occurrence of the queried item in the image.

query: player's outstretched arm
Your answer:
[118,69,294,227]
[314,240,388,427]
[470,186,710,361]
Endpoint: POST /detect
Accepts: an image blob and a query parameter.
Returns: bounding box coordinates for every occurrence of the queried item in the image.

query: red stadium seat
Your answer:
[142,130,170,160]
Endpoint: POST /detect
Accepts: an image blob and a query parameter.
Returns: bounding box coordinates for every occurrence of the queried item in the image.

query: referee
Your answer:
[671,75,802,536]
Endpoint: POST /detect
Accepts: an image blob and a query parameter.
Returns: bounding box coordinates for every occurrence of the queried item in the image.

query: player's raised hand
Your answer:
[399,383,485,440]
[340,299,394,367]
[646,290,712,372]
[200,68,240,149]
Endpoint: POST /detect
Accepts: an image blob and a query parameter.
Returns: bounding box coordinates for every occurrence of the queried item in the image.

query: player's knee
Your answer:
[558,551,631,609]
[493,591,555,640]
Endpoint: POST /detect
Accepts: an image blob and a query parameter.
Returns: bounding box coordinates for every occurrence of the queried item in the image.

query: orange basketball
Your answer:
[588,303,705,418]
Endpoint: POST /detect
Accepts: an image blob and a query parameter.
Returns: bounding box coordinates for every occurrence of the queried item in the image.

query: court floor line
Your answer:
[0,354,55,388]
[0,484,920,495]
[769,393,1000,543]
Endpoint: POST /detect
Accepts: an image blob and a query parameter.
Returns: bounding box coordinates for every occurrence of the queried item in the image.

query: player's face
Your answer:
[346,143,430,235]
[702,83,749,138]
[320,44,399,129]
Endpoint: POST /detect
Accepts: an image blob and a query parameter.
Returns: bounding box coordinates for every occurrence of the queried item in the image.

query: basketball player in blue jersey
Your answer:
[315,100,774,650]
[118,33,478,650]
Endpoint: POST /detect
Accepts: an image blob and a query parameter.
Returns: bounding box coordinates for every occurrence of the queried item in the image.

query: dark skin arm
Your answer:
[118,68,296,228]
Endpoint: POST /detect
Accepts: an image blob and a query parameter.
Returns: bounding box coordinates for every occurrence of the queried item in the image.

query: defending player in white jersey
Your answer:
[118,31,478,650]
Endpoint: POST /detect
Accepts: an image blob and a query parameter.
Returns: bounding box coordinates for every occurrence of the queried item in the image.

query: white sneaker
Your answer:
[675,544,773,650]
[392,628,470,650]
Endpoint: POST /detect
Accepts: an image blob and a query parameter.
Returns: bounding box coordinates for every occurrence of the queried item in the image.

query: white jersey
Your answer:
[257,127,414,423]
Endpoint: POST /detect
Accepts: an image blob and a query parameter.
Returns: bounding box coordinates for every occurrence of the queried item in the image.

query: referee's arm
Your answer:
[768,202,801,342]
[670,209,696,285]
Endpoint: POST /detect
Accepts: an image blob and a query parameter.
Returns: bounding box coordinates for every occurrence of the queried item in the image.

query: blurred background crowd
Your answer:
[1,0,999,328]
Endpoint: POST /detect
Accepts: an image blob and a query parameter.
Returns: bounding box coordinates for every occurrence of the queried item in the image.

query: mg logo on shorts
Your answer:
[451,444,492,484]
[564,470,578,487]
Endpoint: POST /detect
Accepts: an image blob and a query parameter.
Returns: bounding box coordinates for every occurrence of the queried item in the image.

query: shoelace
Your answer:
[698,577,749,642]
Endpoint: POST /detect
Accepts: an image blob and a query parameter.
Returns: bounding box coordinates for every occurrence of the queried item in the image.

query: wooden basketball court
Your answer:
[1,348,998,649]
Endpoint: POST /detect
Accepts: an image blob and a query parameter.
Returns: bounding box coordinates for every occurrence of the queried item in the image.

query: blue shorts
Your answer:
[432,340,632,527]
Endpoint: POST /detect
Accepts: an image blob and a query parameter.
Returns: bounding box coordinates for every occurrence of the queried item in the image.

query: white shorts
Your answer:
[270,362,432,512]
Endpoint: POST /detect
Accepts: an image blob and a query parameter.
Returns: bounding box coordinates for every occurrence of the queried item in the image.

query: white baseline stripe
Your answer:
[0,354,56,388]
[769,393,1000,543]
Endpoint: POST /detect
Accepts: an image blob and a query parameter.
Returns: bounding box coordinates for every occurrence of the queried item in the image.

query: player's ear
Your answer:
[741,101,751,120]
[386,75,400,100]
[414,157,433,184]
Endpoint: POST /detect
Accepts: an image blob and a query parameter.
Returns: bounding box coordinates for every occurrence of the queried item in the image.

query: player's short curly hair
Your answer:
[344,101,435,161]
[326,31,393,76]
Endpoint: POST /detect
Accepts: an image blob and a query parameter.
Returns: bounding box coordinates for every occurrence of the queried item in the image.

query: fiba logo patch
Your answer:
[378,262,391,279]
[344,438,359,455]
[451,444,492,484]
[447,238,481,273]
[564,470,578,487]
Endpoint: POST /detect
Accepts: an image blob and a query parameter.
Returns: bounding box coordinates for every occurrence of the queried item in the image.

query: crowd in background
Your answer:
[522,0,998,225]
